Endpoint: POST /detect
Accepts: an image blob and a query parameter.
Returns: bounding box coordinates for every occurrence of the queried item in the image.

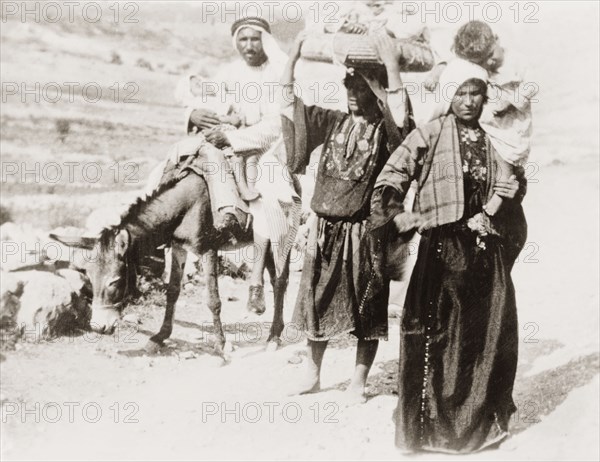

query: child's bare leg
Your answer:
[424,62,447,92]
[232,156,260,202]
[245,155,260,198]
[485,157,514,215]
[226,154,258,202]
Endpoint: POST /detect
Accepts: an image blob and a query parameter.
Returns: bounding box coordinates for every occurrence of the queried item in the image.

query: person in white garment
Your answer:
[149,16,297,314]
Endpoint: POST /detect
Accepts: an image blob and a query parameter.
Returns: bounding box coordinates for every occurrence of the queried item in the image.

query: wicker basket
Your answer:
[301,33,434,72]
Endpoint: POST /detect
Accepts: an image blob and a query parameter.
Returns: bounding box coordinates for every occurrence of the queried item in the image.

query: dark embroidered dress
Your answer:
[394,121,521,453]
[283,96,412,341]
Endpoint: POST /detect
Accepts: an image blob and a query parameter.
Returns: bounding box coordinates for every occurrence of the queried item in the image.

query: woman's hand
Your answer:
[370,32,401,71]
[393,212,425,233]
[205,130,231,149]
[340,22,368,34]
[289,31,308,63]
[281,32,308,97]
[190,109,221,130]
[468,212,499,236]
[370,32,403,94]
[494,174,520,199]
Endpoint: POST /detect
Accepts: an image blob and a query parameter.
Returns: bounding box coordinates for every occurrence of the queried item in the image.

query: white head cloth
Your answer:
[430,58,489,120]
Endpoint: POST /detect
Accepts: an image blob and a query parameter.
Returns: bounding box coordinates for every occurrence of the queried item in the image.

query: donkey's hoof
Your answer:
[144,339,164,354]
[266,339,281,352]
[213,343,225,356]
[223,341,235,353]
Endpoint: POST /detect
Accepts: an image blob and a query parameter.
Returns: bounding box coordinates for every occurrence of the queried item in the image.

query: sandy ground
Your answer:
[1,158,598,461]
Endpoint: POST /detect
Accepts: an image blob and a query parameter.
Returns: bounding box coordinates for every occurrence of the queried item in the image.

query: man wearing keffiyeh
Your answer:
[149,17,298,314]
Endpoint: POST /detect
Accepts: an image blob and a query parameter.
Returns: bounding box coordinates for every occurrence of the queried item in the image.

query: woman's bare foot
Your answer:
[343,339,378,405]
[288,340,327,396]
[342,384,368,406]
[288,376,321,396]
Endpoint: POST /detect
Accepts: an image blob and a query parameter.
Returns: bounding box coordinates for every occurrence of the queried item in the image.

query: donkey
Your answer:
[51,169,294,354]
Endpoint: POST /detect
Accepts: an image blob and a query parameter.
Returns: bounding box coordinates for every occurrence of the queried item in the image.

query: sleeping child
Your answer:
[171,73,260,201]
[430,21,537,216]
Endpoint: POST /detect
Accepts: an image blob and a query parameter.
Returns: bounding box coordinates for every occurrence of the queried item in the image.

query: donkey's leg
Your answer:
[146,245,185,351]
[203,248,226,354]
[265,251,289,349]
[265,246,277,296]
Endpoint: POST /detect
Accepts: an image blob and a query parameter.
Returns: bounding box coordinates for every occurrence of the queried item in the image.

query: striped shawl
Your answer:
[372,114,498,231]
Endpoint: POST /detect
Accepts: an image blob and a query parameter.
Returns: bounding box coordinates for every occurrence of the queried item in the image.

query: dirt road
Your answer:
[1,160,598,461]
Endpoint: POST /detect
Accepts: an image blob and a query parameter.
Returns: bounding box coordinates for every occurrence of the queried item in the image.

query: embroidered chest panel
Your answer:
[458,124,488,183]
[321,117,381,181]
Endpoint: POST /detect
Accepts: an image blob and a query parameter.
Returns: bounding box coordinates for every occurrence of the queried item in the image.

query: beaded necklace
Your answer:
[333,116,377,158]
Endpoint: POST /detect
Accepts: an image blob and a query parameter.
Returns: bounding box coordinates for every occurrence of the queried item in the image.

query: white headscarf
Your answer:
[430,58,489,120]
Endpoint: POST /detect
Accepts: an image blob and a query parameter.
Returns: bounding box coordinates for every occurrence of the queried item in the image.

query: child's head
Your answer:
[363,0,393,16]
[190,74,221,100]
[174,74,206,105]
[453,21,503,71]
[189,75,204,98]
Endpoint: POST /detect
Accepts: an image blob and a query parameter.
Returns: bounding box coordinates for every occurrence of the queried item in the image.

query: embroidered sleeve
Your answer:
[369,127,429,229]
[282,96,343,174]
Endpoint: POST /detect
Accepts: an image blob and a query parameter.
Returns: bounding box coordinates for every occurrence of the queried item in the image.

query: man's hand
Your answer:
[190,109,221,130]
[219,113,244,128]
[206,130,231,149]
[494,175,520,199]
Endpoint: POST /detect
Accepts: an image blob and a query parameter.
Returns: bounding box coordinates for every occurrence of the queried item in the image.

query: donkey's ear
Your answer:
[114,229,130,258]
[49,234,97,250]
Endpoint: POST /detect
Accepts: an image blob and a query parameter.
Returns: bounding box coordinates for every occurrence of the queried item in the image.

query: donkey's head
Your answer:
[51,228,133,334]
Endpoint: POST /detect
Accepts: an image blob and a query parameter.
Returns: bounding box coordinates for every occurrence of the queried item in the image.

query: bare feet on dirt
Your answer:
[342,385,368,406]
[288,374,321,396]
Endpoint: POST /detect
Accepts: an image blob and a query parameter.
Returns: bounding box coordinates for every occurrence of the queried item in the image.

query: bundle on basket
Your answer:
[300,32,435,72]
